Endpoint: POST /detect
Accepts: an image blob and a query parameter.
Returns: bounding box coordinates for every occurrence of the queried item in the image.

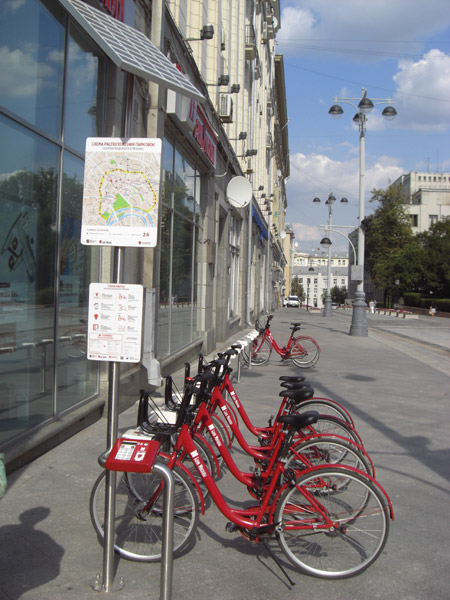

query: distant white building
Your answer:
[390,171,450,233]
[291,252,349,308]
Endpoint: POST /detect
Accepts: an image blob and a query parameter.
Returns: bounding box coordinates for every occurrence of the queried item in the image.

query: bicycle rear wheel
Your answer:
[286,436,374,477]
[275,467,390,578]
[90,460,199,562]
[293,398,354,426]
[290,336,320,368]
[243,336,272,366]
[300,414,363,447]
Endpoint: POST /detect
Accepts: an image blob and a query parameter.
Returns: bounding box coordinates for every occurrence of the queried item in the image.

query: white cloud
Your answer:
[5,0,26,12]
[393,49,450,132]
[0,46,55,97]
[278,0,450,59]
[285,151,404,248]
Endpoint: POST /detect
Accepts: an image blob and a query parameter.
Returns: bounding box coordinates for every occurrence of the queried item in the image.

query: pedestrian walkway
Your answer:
[1,309,449,600]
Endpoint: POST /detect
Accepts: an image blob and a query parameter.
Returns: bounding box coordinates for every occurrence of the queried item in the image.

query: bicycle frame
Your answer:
[213,367,364,456]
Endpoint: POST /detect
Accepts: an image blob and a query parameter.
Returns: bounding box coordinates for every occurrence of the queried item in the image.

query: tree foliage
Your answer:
[331,285,347,304]
[365,186,450,305]
[290,276,304,300]
[417,217,450,297]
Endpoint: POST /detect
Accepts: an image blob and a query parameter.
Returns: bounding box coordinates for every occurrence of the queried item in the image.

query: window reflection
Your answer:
[56,151,99,412]
[0,0,65,138]
[64,23,104,154]
[158,139,201,359]
[0,115,59,444]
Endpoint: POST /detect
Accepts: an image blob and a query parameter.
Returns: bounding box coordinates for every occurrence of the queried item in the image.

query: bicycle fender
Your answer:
[194,432,221,479]
[158,451,205,514]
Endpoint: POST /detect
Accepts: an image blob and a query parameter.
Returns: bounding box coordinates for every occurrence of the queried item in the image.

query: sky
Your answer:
[276,0,450,253]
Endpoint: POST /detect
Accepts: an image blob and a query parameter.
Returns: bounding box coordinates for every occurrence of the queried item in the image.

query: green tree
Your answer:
[417,217,450,297]
[365,186,420,306]
[331,285,347,304]
[290,276,304,300]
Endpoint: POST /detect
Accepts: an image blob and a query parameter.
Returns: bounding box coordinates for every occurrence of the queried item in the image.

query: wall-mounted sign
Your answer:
[189,102,217,168]
[87,283,144,363]
[81,138,161,247]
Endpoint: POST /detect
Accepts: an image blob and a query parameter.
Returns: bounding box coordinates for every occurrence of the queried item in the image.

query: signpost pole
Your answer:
[102,247,123,592]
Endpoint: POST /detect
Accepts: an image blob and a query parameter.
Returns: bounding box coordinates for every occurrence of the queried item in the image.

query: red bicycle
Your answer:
[90,373,392,578]
[244,315,320,368]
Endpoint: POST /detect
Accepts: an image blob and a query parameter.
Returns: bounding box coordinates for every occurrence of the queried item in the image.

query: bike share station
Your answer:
[82,137,175,599]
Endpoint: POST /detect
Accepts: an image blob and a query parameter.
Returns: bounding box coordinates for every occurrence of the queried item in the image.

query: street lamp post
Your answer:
[313,193,348,317]
[329,88,397,336]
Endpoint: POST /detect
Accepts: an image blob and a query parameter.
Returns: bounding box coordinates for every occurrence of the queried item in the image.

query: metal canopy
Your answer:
[58,0,205,102]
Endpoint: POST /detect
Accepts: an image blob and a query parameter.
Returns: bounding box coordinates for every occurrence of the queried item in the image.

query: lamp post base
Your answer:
[323,296,333,317]
[349,291,368,336]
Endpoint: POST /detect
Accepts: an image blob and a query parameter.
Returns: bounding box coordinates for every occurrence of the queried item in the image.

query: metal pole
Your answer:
[350,117,368,336]
[101,248,124,592]
[153,462,175,600]
[323,202,333,317]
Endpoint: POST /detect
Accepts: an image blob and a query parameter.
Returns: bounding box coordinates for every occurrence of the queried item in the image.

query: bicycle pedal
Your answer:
[225,522,239,533]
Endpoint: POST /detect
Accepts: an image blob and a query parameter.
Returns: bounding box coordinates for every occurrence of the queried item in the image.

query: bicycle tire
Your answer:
[275,466,390,578]
[299,414,363,447]
[90,460,199,562]
[286,436,374,477]
[293,398,354,426]
[290,336,320,368]
[249,337,272,365]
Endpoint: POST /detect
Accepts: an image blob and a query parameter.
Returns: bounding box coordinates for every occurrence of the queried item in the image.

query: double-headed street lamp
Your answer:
[313,193,348,317]
[329,88,397,336]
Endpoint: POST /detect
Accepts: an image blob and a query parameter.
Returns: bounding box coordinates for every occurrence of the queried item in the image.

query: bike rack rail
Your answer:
[95,446,175,600]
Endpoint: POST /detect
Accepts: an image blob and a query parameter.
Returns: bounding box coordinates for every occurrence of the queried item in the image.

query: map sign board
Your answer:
[87,283,144,363]
[81,138,161,247]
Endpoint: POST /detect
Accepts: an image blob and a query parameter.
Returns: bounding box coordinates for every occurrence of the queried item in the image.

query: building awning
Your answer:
[58,0,205,103]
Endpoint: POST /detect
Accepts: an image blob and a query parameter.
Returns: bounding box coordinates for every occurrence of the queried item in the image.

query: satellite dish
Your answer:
[272,17,278,29]
[280,230,287,239]
[226,176,252,208]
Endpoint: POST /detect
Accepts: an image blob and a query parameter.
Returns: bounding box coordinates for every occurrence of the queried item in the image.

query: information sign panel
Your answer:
[87,283,144,362]
[81,138,161,247]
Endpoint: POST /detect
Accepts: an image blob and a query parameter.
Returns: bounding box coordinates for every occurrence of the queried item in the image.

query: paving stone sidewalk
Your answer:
[1,308,449,600]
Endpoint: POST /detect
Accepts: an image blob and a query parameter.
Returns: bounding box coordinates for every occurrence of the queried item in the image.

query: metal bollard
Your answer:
[153,462,175,600]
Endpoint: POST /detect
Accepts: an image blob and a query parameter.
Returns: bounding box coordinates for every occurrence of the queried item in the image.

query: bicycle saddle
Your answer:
[280,387,315,402]
[280,381,310,390]
[279,375,306,383]
[277,410,319,429]
[290,322,302,328]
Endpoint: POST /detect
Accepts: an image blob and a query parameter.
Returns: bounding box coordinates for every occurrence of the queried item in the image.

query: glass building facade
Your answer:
[0,0,102,448]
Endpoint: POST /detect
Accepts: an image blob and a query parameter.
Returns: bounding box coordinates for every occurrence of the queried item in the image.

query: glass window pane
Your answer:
[0,114,59,444]
[64,23,105,154]
[158,205,171,358]
[56,151,99,412]
[173,152,194,219]
[171,214,194,350]
[0,0,65,138]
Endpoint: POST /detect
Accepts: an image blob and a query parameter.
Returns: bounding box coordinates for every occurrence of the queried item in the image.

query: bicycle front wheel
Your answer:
[90,461,199,562]
[290,336,320,368]
[275,467,390,579]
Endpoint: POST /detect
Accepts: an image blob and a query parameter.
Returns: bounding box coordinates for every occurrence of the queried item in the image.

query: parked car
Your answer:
[331,302,339,309]
[286,295,300,308]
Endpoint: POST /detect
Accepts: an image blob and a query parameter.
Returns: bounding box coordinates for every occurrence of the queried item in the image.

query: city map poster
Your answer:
[87,283,144,363]
[81,138,162,247]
